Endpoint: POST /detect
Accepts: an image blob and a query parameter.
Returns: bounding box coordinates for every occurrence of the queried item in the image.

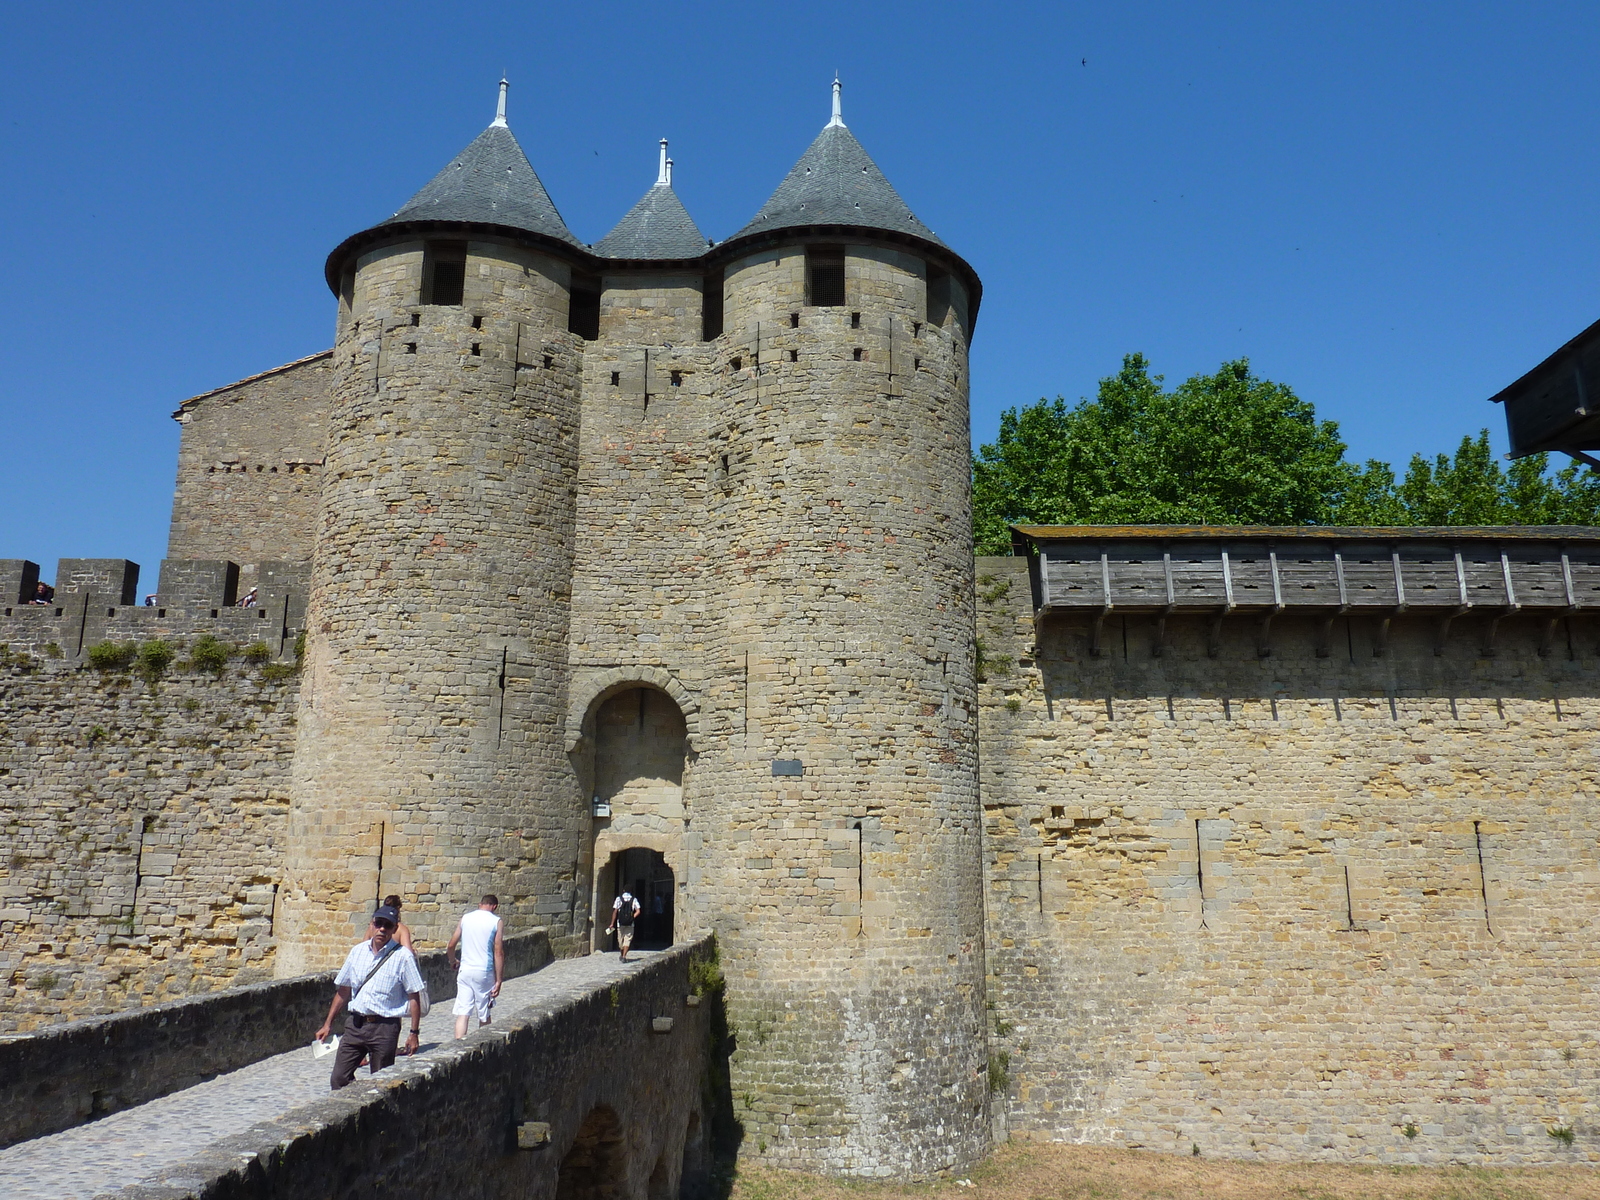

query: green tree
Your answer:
[973,355,1352,552]
[1330,431,1600,526]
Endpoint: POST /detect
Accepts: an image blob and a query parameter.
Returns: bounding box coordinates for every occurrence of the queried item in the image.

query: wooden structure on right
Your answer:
[1014,524,1600,659]
[1491,316,1600,462]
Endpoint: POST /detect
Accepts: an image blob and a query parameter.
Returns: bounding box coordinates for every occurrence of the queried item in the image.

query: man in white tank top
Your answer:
[445,895,504,1039]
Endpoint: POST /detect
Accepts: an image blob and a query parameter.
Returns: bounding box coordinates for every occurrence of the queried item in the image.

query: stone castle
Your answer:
[3,80,1599,1176]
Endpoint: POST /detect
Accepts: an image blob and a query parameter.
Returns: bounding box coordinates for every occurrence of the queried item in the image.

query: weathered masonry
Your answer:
[7,75,1600,1179]
[979,526,1600,1165]
[4,78,987,1180]
[1020,524,1600,656]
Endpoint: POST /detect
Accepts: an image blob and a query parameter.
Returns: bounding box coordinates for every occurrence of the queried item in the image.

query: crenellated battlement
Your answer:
[0,557,308,663]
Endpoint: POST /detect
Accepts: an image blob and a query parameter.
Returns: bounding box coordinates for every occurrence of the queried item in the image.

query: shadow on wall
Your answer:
[1035,612,1596,705]
[682,944,742,1200]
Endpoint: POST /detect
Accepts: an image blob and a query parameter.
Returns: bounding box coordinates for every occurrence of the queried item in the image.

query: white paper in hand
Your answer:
[312,1035,340,1059]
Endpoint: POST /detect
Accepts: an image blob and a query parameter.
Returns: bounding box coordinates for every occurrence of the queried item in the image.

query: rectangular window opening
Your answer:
[410,312,420,326]
[789,311,799,328]
[568,272,601,341]
[731,356,742,371]
[850,311,861,329]
[701,270,724,341]
[471,314,483,330]
[806,245,846,307]
[543,354,553,369]
[853,347,864,362]
[789,349,798,362]
[611,370,621,386]
[406,343,417,354]
[421,240,467,306]
[671,370,683,387]
[470,343,481,357]
[926,264,951,329]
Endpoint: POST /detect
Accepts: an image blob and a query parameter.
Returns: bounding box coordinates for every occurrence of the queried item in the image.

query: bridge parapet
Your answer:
[0,930,553,1148]
[112,938,716,1200]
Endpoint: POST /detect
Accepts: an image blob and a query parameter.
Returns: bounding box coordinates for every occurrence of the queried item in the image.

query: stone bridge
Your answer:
[0,934,722,1199]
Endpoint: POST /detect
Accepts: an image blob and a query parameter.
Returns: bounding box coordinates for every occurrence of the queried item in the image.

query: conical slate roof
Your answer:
[596,183,708,259]
[732,121,946,248]
[381,122,582,248]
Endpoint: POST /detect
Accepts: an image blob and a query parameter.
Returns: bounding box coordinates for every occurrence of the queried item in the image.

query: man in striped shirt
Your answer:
[314,905,426,1089]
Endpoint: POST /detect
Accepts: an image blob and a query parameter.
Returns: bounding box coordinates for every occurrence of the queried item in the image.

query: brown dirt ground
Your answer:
[728,1141,1600,1200]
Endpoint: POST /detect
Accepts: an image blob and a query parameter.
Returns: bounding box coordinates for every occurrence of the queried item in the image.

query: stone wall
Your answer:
[166,352,332,590]
[280,237,588,974]
[565,242,991,1177]
[0,647,299,1033]
[0,928,553,1148]
[115,938,716,1200]
[976,553,1600,1165]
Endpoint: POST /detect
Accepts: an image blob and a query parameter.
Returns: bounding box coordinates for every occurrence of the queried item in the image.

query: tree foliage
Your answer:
[973,354,1600,553]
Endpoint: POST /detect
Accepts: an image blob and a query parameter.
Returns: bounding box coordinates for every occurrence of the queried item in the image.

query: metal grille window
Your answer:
[807,245,846,307]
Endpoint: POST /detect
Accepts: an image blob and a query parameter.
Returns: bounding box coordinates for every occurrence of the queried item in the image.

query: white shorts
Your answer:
[452,971,496,1021]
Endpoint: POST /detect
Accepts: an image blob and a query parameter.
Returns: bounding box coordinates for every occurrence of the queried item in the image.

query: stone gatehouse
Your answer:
[3,79,1598,1175]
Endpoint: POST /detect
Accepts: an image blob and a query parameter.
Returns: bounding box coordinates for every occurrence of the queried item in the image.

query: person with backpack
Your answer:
[606,890,641,961]
[314,904,425,1089]
[445,894,504,1039]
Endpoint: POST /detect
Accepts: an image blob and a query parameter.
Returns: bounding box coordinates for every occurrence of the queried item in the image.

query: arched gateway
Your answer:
[574,684,689,952]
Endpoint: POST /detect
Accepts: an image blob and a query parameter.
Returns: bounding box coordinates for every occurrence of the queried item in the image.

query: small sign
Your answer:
[771,759,804,777]
[592,798,612,818]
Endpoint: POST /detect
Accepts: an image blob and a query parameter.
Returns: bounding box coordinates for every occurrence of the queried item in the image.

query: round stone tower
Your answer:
[694,81,990,1176]
[276,83,591,970]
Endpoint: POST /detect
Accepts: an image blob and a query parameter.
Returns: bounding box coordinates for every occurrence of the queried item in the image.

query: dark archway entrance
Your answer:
[597,847,674,951]
[555,1106,626,1200]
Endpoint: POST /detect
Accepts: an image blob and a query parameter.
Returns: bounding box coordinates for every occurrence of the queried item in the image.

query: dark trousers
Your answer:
[330,1015,401,1090]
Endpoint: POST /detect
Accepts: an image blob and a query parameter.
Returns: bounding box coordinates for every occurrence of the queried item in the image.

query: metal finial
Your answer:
[827,74,845,128]
[492,78,509,128]
[658,138,670,186]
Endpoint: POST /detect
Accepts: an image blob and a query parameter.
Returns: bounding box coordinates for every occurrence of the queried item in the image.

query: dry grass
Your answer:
[728,1141,1600,1200]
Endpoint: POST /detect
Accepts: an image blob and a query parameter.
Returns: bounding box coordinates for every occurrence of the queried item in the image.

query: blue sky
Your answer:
[3,2,1598,582]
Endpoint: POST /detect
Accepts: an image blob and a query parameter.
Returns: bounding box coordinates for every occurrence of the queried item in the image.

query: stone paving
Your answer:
[0,949,654,1200]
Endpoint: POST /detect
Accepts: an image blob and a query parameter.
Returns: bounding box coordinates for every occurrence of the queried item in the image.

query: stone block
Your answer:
[0,560,39,606]
[157,559,240,608]
[55,559,139,605]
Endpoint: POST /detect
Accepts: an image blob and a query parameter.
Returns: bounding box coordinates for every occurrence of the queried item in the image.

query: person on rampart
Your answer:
[237,587,258,607]
[607,890,641,962]
[28,582,53,605]
[314,904,424,1089]
[445,894,503,1039]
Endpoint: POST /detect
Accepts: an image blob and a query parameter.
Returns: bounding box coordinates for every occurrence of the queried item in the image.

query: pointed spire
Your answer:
[594,140,707,258]
[827,74,845,129]
[492,78,509,128]
[378,110,580,247]
[731,105,945,248]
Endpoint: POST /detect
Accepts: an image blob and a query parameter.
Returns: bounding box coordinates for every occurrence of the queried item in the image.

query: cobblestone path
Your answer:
[0,949,652,1200]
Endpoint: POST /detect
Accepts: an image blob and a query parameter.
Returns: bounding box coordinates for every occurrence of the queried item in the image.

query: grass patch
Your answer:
[728,1142,1600,1200]
[136,639,175,684]
[187,634,232,676]
[87,640,136,671]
